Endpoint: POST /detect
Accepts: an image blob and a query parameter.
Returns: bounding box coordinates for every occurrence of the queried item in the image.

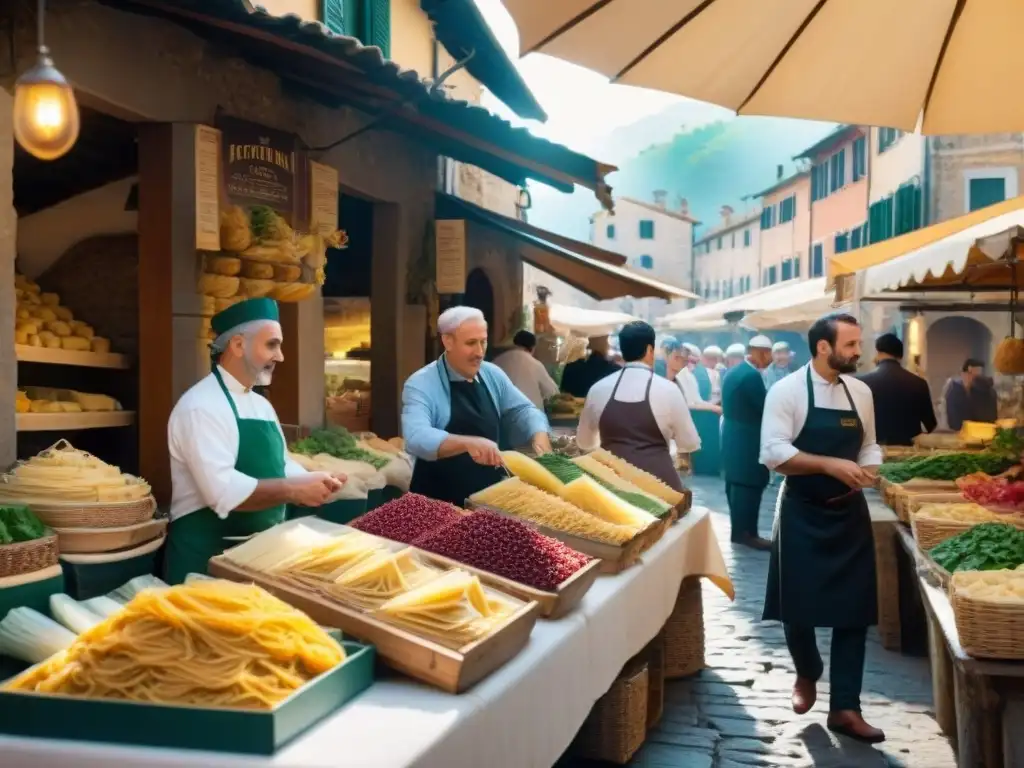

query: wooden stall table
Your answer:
[897,527,1024,768]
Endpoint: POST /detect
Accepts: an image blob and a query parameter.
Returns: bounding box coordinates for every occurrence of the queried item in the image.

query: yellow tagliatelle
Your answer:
[4,581,344,709]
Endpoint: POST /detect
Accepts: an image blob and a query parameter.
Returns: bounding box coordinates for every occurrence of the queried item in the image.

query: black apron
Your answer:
[409,359,505,506]
[763,368,877,628]
[598,367,684,492]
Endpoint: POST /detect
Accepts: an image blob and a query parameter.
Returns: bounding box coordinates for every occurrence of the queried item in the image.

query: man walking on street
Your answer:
[859,333,936,445]
[760,313,884,744]
[721,335,773,549]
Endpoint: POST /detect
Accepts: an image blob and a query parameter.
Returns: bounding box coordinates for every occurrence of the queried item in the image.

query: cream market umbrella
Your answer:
[548,304,639,336]
[503,0,1023,134]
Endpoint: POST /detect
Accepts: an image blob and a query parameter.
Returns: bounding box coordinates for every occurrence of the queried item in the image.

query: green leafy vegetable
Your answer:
[930,522,1024,573]
[291,427,389,470]
[0,506,46,543]
[878,452,1014,484]
[990,427,1024,460]
[535,453,670,518]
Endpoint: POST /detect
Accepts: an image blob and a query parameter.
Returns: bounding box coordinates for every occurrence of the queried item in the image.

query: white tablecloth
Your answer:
[0,508,730,768]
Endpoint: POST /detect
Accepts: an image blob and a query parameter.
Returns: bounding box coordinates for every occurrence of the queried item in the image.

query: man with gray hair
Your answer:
[403,306,551,505]
[763,340,794,390]
[165,298,345,584]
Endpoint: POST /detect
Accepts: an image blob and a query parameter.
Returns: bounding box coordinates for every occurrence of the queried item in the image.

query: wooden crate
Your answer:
[209,558,540,693]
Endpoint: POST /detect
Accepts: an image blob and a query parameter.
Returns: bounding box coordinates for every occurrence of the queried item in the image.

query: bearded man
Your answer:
[760,313,884,743]
[164,298,345,584]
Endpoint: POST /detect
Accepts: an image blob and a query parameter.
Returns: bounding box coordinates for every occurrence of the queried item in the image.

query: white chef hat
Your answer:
[703,345,724,356]
[683,343,701,358]
[749,335,773,350]
[438,306,486,335]
[772,341,790,352]
[725,343,746,357]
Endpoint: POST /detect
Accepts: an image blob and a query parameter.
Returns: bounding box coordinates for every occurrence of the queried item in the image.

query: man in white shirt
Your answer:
[702,346,725,404]
[578,321,699,491]
[760,313,884,744]
[165,298,345,584]
[492,330,559,408]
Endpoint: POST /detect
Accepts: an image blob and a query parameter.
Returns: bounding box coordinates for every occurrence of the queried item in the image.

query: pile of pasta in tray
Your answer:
[222,523,521,648]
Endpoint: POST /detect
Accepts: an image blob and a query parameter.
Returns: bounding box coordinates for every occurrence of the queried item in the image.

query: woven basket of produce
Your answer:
[643,631,666,729]
[951,569,1024,659]
[664,576,705,679]
[29,497,157,530]
[0,532,58,579]
[911,503,1023,551]
[574,657,649,764]
[52,518,168,554]
[903,492,965,520]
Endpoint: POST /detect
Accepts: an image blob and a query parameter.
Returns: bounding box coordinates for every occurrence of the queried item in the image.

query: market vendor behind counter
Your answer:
[401,307,551,507]
[165,298,346,584]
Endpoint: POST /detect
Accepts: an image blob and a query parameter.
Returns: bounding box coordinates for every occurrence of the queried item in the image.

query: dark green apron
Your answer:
[690,365,722,477]
[763,368,877,628]
[408,358,505,506]
[164,368,287,585]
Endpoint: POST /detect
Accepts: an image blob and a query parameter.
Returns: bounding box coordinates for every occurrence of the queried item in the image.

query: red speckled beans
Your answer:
[350,493,464,543]
[413,510,591,592]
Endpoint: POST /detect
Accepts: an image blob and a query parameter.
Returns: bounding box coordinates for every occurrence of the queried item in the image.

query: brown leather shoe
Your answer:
[791,676,816,715]
[827,710,886,743]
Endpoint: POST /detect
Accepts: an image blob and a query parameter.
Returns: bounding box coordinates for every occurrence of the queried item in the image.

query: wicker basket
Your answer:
[52,518,168,554]
[664,576,705,679]
[0,532,59,579]
[29,496,157,530]
[574,658,649,764]
[643,632,665,729]
[952,588,1024,660]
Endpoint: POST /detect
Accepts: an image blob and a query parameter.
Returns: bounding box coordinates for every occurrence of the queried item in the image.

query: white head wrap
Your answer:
[749,335,773,350]
[438,306,486,335]
[772,341,791,353]
[683,343,701,358]
[703,345,724,357]
[725,343,746,357]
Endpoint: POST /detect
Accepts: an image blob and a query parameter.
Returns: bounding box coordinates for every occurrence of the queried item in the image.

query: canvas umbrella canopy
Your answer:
[502,0,1024,134]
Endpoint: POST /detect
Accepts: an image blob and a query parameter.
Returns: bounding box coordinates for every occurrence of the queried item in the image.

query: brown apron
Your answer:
[598,367,684,491]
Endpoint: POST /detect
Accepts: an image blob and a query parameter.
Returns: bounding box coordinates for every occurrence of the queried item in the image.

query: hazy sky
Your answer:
[472,0,684,153]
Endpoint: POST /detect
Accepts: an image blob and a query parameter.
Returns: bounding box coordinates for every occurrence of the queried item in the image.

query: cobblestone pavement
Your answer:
[627,477,957,768]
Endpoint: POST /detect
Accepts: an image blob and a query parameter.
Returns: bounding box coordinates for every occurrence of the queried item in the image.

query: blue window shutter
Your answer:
[793,256,801,277]
[969,178,1006,211]
[744,229,751,247]
[321,0,346,34]
[360,0,390,56]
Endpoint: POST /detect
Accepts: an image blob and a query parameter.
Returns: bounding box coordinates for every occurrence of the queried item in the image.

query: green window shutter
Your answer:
[361,0,390,56]
[321,0,346,34]
[968,178,1006,212]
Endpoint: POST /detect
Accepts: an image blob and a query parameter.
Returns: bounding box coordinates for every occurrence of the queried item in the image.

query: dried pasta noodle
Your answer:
[952,567,1024,605]
[470,478,635,544]
[315,548,443,611]
[4,581,344,709]
[0,439,151,504]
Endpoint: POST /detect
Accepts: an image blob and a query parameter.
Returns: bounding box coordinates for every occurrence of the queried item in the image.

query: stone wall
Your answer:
[929,134,1024,223]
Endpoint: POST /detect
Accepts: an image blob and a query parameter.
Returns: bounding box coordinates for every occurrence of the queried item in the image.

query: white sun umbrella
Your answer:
[502,0,1024,134]
[548,303,640,336]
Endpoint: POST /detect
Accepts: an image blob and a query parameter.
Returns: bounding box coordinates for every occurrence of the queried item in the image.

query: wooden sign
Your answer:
[435,219,467,295]
[217,116,298,218]
[194,125,221,251]
[309,161,339,236]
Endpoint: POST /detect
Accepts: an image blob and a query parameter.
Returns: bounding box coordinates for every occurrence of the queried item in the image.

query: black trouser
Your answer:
[726,481,764,541]
[784,624,867,712]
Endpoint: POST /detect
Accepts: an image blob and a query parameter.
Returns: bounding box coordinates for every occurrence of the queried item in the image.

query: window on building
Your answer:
[811,244,824,277]
[968,177,1008,212]
[781,259,793,281]
[835,232,850,255]
[878,127,903,153]
[811,162,830,202]
[768,265,778,285]
[763,268,768,286]
[793,256,801,278]
[731,232,736,248]
[743,228,751,247]
[717,236,723,249]
[829,149,846,193]
[852,136,867,181]
[779,194,796,223]
[694,280,701,296]
[322,0,391,55]
[745,275,752,292]
[639,220,655,239]
[606,223,615,239]
[638,254,654,270]
[760,206,776,230]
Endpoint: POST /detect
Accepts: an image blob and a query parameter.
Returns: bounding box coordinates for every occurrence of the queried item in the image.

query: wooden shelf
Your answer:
[16,345,131,370]
[17,411,136,432]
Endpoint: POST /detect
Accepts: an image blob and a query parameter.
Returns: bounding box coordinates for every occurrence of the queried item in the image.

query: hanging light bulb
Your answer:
[13,2,80,161]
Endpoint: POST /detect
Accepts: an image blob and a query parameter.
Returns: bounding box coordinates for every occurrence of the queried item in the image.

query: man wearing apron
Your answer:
[165,298,344,584]
[402,306,551,505]
[577,321,699,490]
[720,336,773,549]
[760,313,884,743]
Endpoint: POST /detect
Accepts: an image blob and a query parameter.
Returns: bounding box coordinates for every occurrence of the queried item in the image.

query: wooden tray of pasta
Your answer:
[209,557,540,693]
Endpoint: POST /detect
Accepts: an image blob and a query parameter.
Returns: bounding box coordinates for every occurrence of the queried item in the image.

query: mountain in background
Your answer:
[528,111,836,241]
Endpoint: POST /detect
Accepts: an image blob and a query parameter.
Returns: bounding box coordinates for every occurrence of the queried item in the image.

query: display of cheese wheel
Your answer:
[241,261,275,280]
[206,255,242,277]
[198,273,240,299]
[269,282,317,302]
[90,337,111,354]
[500,451,564,495]
[239,278,275,298]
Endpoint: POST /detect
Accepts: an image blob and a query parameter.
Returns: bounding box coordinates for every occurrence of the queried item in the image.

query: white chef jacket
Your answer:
[675,368,705,406]
[168,367,307,521]
[708,367,722,405]
[760,363,882,470]
[491,348,559,409]
[577,363,700,454]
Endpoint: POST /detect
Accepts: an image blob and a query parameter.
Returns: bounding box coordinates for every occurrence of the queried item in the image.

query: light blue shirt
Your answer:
[762,364,793,390]
[401,357,550,461]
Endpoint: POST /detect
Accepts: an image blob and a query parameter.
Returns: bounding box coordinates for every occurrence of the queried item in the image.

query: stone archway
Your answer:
[925,315,992,399]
